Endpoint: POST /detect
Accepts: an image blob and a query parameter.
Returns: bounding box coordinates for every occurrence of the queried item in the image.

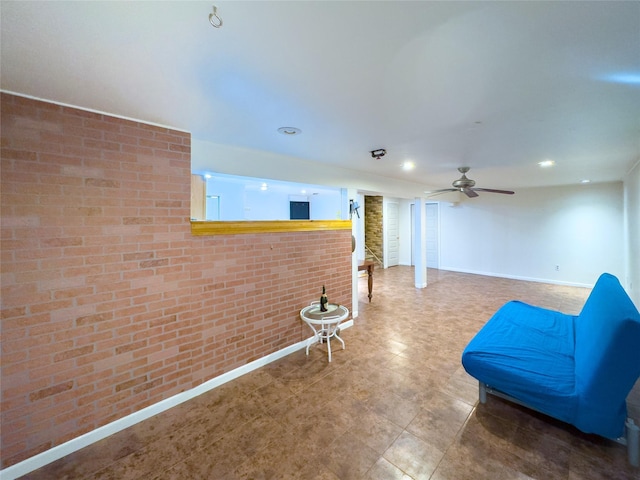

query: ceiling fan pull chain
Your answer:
[209,5,223,28]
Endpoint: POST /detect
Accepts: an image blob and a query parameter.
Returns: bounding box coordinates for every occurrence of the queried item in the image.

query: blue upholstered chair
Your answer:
[462,273,640,466]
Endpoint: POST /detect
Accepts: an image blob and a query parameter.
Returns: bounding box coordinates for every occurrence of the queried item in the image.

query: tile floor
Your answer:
[21,268,640,479]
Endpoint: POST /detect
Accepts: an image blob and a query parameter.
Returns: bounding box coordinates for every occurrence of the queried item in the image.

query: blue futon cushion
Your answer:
[573,273,640,437]
[462,301,579,425]
[462,273,640,439]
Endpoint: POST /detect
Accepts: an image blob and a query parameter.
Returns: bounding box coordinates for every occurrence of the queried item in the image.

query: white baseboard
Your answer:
[437,267,593,288]
[0,320,353,480]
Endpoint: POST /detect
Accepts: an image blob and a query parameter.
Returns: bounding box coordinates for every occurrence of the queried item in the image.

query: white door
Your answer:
[387,202,399,267]
[426,202,439,268]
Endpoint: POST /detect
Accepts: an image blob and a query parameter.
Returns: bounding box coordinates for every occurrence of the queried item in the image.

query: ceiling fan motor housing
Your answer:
[452,175,475,189]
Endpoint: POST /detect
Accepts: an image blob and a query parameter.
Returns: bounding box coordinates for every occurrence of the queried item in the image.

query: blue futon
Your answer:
[462,273,640,466]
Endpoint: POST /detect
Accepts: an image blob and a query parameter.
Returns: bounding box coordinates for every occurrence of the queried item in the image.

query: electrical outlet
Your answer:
[555,265,560,271]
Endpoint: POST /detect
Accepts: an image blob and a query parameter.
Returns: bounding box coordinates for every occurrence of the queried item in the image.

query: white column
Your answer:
[346,188,360,318]
[414,197,428,288]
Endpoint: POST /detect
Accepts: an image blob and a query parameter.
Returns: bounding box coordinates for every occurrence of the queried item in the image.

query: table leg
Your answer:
[367,265,373,302]
[305,324,319,356]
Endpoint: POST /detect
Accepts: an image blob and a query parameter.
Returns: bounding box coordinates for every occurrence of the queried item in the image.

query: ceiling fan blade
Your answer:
[426,188,457,197]
[463,188,479,198]
[472,188,515,195]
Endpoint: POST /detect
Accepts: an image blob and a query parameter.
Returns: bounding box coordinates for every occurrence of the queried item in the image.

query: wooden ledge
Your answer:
[191,220,352,236]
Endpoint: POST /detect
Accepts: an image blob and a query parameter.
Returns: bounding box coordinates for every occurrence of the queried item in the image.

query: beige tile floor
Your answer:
[21,267,640,479]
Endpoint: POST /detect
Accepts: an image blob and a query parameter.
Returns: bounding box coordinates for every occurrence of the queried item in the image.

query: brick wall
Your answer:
[0,93,352,468]
[364,195,383,265]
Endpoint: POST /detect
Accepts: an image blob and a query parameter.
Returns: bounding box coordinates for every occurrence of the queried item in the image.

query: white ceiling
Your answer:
[2,1,639,193]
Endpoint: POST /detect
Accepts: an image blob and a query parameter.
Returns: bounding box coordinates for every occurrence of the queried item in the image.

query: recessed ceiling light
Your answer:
[277,127,301,135]
[538,160,555,167]
[204,174,212,179]
[260,183,268,191]
[581,179,591,184]
[402,161,415,171]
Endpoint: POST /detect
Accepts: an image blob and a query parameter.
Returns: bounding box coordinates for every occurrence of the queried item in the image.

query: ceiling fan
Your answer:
[428,167,515,198]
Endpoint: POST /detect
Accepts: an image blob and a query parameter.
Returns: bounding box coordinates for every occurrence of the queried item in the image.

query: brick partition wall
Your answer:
[0,93,352,469]
[364,195,383,265]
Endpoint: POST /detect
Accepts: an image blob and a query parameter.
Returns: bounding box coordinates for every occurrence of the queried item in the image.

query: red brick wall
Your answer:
[0,93,352,468]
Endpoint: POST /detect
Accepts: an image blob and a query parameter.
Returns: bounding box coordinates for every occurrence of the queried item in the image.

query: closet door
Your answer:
[386,202,399,267]
[426,202,439,269]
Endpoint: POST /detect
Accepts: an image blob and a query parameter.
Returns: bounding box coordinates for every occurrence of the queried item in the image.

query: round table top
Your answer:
[300,303,349,323]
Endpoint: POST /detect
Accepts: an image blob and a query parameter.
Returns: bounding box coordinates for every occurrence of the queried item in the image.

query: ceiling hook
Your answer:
[209,5,223,28]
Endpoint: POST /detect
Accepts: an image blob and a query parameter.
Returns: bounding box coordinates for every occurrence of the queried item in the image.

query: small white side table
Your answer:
[300,302,349,362]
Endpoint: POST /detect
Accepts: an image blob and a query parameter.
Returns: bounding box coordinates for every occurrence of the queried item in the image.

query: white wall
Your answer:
[193,139,435,199]
[353,193,366,263]
[244,189,290,220]
[310,193,342,220]
[206,177,245,220]
[437,182,624,287]
[624,161,640,307]
[205,175,342,220]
